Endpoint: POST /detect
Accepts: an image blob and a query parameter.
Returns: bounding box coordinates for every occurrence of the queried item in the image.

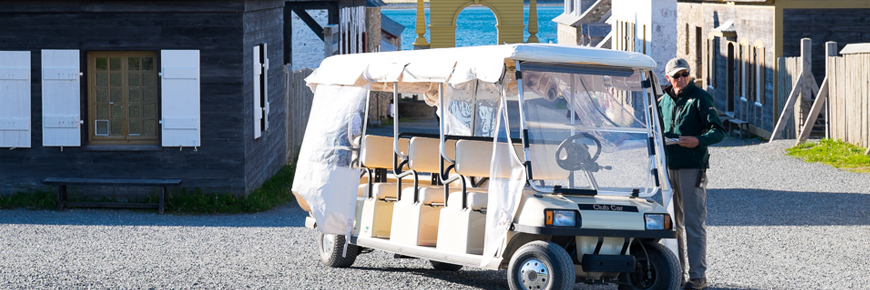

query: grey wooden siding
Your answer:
[782,8,870,88]
[242,0,287,193]
[0,0,285,195]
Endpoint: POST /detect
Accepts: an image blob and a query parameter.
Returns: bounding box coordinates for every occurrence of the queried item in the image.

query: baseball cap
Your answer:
[665,58,690,76]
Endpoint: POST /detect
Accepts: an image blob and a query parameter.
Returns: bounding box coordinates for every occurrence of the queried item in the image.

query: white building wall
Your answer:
[291,10,328,71]
[611,0,676,82]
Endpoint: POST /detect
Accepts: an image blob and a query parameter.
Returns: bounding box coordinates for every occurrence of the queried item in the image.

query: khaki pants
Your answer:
[668,168,708,280]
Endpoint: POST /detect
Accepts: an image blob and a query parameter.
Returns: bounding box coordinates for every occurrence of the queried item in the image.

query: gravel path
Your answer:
[2,137,869,289]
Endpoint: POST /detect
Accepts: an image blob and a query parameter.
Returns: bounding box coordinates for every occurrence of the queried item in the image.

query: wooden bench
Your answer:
[43,177,182,214]
[725,118,750,138]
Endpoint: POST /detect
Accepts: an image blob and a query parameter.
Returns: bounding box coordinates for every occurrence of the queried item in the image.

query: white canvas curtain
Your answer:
[481,82,526,266]
[292,85,367,236]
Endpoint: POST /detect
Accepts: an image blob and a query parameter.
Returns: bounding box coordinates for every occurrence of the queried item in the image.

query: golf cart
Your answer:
[293,44,680,290]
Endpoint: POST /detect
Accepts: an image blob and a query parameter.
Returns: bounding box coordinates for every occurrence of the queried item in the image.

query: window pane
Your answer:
[96,58,108,71]
[143,120,156,136]
[143,88,156,103]
[110,120,122,135]
[129,104,141,119]
[129,120,142,135]
[143,104,156,119]
[110,73,121,87]
[129,89,140,102]
[96,88,108,103]
[142,73,155,87]
[142,57,154,71]
[95,120,109,135]
[111,104,122,119]
[110,57,121,71]
[128,73,139,87]
[128,57,140,71]
[96,73,108,87]
[96,105,109,119]
[110,89,122,103]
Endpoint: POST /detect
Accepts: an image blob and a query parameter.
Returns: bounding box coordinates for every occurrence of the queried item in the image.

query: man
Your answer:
[659,58,725,290]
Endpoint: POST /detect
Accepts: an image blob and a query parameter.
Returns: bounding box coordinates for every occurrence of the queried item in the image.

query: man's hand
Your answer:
[679,136,700,148]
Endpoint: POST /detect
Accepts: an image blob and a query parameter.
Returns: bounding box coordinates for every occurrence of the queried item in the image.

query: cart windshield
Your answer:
[520,63,655,196]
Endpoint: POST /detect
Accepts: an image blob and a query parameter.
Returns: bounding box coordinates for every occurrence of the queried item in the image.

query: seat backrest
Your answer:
[407,137,455,174]
[360,135,409,170]
[454,140,520,179]
[454,140,570,180]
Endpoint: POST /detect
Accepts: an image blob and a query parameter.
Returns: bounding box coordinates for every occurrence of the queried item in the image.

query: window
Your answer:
[756,46,765,105]
[253,43,270,139]
[87,52,159,145]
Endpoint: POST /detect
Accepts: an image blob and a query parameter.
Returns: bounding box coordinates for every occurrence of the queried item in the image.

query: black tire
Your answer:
[317,233,359,268]
[430,260,463,271]
[507,241,576,290]
[617,241,680,290]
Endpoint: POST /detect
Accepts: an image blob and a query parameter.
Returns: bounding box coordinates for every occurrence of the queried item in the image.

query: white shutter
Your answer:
[42,49,81,147]
[263,43,270,133]
[160,50,200,147]
[253,45,262,139]
[0,51,31,148]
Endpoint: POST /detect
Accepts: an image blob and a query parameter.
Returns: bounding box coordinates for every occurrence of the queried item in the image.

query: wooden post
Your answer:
[824,42,836,139]
[771,38,812,141]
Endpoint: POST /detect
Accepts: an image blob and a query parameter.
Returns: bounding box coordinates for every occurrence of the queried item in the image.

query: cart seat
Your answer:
[447,191,488,210]
[359,182,413,199]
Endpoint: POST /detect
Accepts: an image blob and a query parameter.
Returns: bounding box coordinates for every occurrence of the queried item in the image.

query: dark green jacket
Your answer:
[659,81,725,169]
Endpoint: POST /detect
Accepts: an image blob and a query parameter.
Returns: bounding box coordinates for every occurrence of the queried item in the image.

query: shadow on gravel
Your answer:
[0,202,309,228]
[708,188,870,226]
[352,266,509,289]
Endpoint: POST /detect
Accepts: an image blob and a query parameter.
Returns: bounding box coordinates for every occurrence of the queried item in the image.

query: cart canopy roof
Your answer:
[305,43,657,89]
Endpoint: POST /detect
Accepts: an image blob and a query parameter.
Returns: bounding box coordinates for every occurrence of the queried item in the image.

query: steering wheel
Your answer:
[555,133,602,171]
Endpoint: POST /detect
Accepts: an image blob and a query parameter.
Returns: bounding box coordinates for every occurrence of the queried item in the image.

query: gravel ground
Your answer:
[2,137,869,289]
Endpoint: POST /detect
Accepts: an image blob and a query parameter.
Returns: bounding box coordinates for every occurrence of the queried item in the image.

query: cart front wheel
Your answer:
[507,241,575,290]
[618,241,680,290]
[318,233,359,268]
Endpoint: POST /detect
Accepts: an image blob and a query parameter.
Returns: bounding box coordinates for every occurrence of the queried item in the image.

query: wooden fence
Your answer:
[285,66,315,163]
[776,56,801,139]
[827,46,870,149]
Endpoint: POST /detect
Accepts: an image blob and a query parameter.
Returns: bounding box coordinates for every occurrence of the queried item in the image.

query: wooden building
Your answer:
[0,0,288,194]
[676,0,870,138]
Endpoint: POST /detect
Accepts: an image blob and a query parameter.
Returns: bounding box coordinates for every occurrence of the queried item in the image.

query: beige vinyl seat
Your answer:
[358,135,411,200]
[389,136,463,246]
[399,137,458,205]
[356,135,410,238]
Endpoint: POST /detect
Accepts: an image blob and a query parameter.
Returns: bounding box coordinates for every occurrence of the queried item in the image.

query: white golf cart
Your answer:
[293,44,680,290]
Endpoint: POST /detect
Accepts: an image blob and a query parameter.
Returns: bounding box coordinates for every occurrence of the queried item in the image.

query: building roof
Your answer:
[381,13,405,37]
[840,43,870,55]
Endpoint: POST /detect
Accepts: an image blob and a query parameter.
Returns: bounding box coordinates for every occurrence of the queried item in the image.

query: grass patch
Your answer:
[0,190,56,210]
[786,139,870,173]
[0,163,297,214]
[165,163,297,214]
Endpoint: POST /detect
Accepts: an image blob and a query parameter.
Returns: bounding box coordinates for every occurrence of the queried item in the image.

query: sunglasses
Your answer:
[671,71,690,79]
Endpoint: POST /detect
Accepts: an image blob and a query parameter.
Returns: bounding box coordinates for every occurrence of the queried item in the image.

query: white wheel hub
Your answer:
[519,258,549,290]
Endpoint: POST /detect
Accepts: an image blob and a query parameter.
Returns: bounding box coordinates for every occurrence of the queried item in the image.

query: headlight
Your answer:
[545,210,578,227]
[644,213,672,230]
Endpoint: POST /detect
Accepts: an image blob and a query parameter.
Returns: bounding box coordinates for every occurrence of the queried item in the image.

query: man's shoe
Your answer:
[683,278,707,290]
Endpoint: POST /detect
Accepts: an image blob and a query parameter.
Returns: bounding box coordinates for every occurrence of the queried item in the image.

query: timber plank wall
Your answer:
[782,8,870,87]
[0,0,286,195]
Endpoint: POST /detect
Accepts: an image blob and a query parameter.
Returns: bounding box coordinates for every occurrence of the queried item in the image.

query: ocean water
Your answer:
[382,5,563,50]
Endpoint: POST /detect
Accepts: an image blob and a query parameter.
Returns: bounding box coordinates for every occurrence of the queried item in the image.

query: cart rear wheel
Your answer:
[617,242,680,290]
[430,260,463,271]
[318,233,359,268]
[507,241,575,290]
